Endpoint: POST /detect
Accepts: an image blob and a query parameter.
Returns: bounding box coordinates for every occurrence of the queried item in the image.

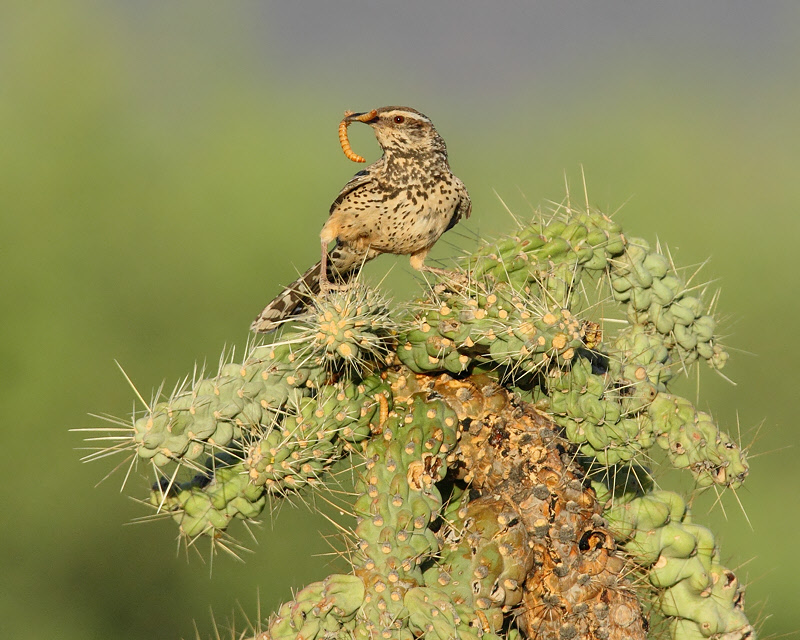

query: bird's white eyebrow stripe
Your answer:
[383,109,431,123]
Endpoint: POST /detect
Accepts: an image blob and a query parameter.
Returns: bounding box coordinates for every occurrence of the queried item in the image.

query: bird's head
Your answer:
[344,106,446,158]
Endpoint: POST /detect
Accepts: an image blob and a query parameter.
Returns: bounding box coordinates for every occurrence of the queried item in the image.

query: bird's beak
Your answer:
[343,109,379,125]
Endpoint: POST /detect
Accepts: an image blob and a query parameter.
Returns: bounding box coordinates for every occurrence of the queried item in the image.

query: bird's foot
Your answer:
[319,276,352,295]
[421,266,471,288]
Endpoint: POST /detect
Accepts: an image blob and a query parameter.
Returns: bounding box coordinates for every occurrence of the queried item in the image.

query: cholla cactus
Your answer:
[83,199,755,640]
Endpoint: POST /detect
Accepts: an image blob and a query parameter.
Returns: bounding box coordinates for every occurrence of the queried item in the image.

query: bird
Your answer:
[250,106,471,333]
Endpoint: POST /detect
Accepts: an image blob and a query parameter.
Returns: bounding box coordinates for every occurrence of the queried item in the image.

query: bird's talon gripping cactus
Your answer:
[86,201,757,640]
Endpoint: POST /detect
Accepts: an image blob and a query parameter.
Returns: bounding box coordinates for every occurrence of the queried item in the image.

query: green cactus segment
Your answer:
[295,284,398,372]
[611,324,673,388]
[398,282,586,376]
[546,321,745,486]
[648,394,748,488]
[398,208,726,386]
[245,375,391,493]
[353,393,458,574]
[351,394,459,638]
[150,376,392,539]
[424,495,533,617]
[405,587,512,640]
[465,211,726,371]
[605,490,753,640]
[466,209,626,302]
[589,463,655,508]
[546,354,656,465]
[264,574,366,640]
[608,237,727,371]
[150,453,266,539]
[132,340,326,468]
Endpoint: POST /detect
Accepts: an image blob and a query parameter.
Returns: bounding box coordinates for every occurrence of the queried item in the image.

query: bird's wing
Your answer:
[329,169,373,215]
[445,177,472,232]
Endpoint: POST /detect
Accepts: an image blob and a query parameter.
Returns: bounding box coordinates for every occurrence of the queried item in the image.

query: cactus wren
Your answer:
[251,106,471,333]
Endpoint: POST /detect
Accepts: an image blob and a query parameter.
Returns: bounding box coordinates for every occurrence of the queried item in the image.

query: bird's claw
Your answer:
[319,278,352,296]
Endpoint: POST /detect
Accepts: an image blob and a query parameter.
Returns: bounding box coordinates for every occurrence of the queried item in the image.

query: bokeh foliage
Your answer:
[1,2,797,639]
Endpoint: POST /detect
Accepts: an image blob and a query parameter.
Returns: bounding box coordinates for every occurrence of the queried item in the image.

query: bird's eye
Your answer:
[393,115,405,124]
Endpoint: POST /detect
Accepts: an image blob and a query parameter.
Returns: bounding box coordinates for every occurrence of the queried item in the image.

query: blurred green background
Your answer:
[2,1,798,638]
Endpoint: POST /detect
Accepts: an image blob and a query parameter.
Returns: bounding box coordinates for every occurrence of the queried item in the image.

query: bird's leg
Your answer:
[319,239,333,294]
[409,248,470,287]
[319,240,352,294]
[319,225,348,294]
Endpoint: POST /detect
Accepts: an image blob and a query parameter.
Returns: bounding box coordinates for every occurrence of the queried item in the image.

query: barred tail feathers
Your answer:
[250,244,372,334]
[250,262,323,333]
